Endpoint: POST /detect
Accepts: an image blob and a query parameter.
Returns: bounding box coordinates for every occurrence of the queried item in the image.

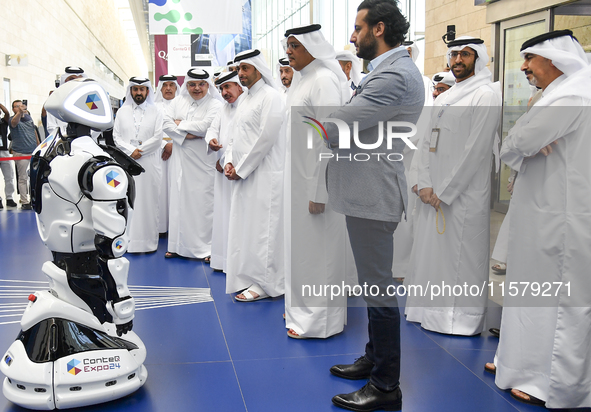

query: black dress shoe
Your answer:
[21,203,33,210]
[489,328,500,338]
[332,382,402,411]
[6,199,17,208]
[330,356,374,380]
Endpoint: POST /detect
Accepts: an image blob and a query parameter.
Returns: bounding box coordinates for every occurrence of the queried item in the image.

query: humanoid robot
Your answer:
[1,79,148,410]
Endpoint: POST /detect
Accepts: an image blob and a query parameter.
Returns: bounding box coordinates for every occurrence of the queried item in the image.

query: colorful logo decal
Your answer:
[106,171,121,188]
[67,359,82,376]
[85,94,100,110]
[302,116,329,144]
[115,240,124,250]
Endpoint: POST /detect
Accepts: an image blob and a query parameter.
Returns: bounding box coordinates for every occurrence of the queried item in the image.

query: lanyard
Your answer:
[134,106,145,140]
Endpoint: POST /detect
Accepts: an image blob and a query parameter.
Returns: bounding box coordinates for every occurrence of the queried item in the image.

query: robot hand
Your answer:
[116,320,133,336]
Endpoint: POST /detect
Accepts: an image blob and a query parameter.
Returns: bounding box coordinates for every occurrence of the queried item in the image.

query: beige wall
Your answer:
[555,15,591,51]
[424,0,492,78]
[0,0,142,129]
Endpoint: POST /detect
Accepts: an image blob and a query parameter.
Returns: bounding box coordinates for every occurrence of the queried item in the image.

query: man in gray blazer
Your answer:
[326,1,424,410]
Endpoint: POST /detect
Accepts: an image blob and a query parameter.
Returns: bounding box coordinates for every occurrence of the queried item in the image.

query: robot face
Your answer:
[45,79,114,131]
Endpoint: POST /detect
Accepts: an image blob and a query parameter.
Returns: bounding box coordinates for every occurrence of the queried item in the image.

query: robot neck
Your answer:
[65,123,92,140]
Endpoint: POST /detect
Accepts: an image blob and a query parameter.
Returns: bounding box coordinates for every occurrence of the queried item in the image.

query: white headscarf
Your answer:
[215,70,248,95]
[121,77,155,109]
[282,26,348,84]
[233,49,280,90]
[282,25,349,102]
[404,41,420,63]
[432,71,455,87]
[519,31,591,108]
[178,68,223,102]
[59,66,87,87]
[520,31,588,77]
[154,75,180,103]
[335,50,364,88]
[276,58,301,91]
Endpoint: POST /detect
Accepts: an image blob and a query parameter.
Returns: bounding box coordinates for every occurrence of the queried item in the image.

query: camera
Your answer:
[22,99,28,106]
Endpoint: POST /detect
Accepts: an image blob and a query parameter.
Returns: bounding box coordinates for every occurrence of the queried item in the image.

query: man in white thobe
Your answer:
[492,30,591,408]
[335,49,364,98]
[46,66,87,137]
[204,71,245,273]
[113,77,163,253]
[154,74,180,235]
[403,41,434,107]
[389,42,436,283]
[431,71,455,100]
[282,24,351,339]
[405,37,501,336]
[223,49,286,301]
[163,68,223,260]
[277,58,295,92]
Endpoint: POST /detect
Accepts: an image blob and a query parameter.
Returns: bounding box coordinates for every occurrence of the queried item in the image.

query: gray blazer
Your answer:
[325,48,425,222]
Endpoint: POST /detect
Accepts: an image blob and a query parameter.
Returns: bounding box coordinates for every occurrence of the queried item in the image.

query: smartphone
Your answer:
[22,99,28,106]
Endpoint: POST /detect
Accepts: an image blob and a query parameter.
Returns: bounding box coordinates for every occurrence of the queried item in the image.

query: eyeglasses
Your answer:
[286,42,301,50]
[450,51,475,59]
[187,82,208,88]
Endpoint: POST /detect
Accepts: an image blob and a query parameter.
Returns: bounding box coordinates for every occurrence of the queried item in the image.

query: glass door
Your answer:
[493,12,550,213]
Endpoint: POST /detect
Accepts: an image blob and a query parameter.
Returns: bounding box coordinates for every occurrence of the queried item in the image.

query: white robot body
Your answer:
[1,79,147,410]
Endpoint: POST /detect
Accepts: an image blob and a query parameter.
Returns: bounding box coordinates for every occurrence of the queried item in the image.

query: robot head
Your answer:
[45,78,113,131]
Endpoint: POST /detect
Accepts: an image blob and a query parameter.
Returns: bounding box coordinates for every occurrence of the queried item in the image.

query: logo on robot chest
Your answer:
[106,170,121,188]
[67,356,122,375]
[85,93,100,110]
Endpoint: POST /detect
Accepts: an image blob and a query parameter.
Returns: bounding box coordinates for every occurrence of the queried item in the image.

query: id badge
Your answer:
[130,139,141,147]
[429,128,440,152]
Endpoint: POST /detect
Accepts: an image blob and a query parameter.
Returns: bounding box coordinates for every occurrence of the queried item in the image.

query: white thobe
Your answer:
[157,98,175,233]
[113,102,163,253]
[224,79,286,297]
[495,74,591,408]
[405,79,501,335]
[391,88,433,279]
[284,60,351,338]
[204,94,243,272]
[163,93,222,258]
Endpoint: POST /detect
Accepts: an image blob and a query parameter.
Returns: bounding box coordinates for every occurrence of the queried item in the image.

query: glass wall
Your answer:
[251,0,426,78]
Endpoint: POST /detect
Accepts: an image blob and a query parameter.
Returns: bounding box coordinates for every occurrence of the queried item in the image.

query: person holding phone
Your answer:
[9,100,39,210]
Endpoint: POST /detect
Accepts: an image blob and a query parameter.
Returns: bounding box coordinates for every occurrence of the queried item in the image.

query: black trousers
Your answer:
[345,216,400,391]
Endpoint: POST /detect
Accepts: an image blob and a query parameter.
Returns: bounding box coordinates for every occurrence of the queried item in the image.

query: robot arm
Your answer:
[79,157,137,335]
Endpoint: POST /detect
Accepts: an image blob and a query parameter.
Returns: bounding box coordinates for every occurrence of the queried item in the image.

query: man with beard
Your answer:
[277,57,295,91]
[163,68,223,261]
[154,74,180,235]
[205,71,245,272]
[405,37,501,335]
[223,49,286,302]
[113,77,163,253]
[325,1,424,410]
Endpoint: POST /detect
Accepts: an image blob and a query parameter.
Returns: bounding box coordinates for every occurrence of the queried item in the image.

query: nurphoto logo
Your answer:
[302,116,417,162]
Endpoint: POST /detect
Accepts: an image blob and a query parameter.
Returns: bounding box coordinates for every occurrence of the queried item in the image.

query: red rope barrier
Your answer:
[0,156,32,161]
